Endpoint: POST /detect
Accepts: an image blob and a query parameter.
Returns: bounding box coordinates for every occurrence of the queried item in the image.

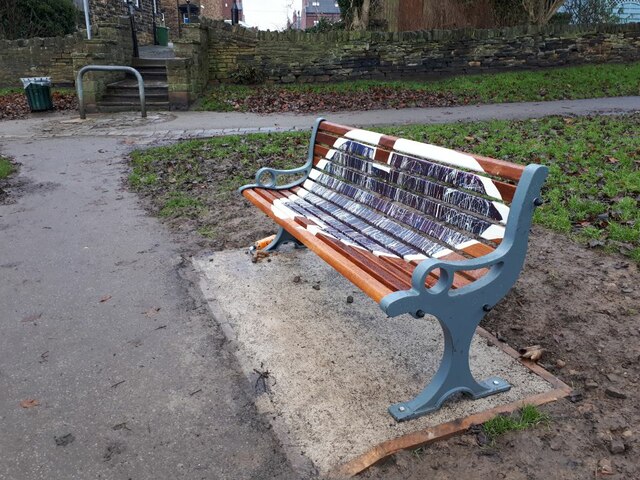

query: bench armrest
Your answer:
[409,249,508,294]
[239,117,326,193]
[381,163,548,318]
[241,164,313,192]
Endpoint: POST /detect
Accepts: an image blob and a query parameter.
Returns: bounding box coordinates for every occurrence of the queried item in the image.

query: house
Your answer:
[615,2,640,22]
[158,0,243,38]
[301,0,341,29]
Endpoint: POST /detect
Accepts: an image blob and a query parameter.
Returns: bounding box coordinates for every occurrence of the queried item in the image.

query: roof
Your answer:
[616,2,640,22]
[304,0,341,15]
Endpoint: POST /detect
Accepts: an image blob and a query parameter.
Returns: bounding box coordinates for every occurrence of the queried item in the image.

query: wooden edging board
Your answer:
[331,327,573,478]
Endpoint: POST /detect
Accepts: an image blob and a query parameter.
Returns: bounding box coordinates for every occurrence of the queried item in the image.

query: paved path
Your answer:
[0,136,296,479]
[1,96,638,141]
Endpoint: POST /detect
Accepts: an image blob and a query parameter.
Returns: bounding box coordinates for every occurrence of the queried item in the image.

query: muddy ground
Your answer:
[134,160,639,480]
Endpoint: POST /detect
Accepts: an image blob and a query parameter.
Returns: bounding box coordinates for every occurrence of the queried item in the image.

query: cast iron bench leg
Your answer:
[388,311,511,422]
[263,227,305,252]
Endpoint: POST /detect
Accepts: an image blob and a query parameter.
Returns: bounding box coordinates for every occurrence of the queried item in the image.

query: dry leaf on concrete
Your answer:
[20,399,40,408]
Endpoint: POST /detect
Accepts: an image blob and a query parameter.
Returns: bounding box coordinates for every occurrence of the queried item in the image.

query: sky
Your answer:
[242,0,302,31]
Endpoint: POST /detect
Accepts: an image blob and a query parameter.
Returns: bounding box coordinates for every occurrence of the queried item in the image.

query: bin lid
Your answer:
[20,77,52,88]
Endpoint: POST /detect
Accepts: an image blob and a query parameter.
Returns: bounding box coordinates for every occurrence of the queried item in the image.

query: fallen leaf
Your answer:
[20,399,40,408]
[605,156,619,164]
[99,295,112,303]
[21,313,42,322]
[143,307,161,317]
[519,345,544,362]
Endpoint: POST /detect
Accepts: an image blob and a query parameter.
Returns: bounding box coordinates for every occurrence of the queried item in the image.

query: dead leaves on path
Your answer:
[20,399,40,408]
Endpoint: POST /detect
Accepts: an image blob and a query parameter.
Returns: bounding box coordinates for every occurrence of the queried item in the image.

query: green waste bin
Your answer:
[156,26,169,46]
[21,77,53,112]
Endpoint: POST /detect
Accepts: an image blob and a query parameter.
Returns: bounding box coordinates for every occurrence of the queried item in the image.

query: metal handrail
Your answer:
[76,65,146,119]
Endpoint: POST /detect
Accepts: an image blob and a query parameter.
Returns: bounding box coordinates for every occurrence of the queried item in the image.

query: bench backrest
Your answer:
[306,121,528,261]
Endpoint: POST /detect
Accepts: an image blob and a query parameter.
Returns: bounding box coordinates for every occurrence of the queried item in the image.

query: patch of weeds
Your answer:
[482,405,550,444]
[159,193,203,218]
[0,156,15,179]
[411,446,427,459]
[196,225,218,238]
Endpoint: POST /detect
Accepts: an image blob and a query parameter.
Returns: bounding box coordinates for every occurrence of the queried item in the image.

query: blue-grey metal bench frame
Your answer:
[240,118,547,421]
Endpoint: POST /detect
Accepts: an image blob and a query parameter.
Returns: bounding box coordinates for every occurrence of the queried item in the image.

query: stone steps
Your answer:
[98,60,169,112]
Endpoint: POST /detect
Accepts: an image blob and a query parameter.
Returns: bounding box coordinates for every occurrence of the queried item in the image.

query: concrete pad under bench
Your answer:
[194,249,569,477]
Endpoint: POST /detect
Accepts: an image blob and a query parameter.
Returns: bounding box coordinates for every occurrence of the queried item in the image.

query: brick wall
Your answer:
[206,21,640,84]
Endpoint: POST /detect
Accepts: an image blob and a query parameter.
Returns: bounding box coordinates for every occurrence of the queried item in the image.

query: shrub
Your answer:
[229,65,266,85]
[0,0,77,40]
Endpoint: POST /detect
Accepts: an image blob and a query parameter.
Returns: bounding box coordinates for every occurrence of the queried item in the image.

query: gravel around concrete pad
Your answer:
[194,248,556,476]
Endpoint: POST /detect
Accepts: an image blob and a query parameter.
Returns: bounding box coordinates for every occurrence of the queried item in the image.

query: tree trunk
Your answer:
[521,0,564,25]
[350,0,371,29]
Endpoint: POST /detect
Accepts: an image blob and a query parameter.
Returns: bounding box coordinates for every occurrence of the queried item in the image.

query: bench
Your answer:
[239,118,548,422]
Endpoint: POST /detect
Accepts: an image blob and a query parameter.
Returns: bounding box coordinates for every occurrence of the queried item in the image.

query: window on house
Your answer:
[313,20,319,25]
[123,0,140,8]
[312,1,320,6]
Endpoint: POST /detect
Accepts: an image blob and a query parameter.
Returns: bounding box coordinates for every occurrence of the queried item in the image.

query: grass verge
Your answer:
[198,62,640,113]
[482,405,550,443]
[129,114,640,261]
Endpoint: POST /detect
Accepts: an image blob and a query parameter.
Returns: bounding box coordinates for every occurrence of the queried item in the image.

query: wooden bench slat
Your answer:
[248,187,479,292]
[273,189,422,259]
[242,188,394,303]
[293,213,482,286]
[315,146,509,224]
[314,133,518,203]
[261,185,483,286]
[318,121,525,182]
[315,233,412,292]
[293,184,460,259]
[308,159,504,246]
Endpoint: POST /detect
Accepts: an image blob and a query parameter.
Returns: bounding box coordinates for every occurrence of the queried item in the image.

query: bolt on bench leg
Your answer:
[389,314,511,422]
[263,227,305,252]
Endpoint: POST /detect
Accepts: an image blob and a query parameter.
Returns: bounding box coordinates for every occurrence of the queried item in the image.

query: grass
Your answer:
[129,114,640,261]
[482,405,550,443]
[198,62,640,112]
[0,156,15,179]
[0,87,76,97]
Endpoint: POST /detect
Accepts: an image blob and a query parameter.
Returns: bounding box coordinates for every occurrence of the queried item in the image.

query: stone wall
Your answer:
[90,0,156,44]
[0,17,134,90]
[206,21,640,84]
[167,24,210,108]
[71,17,135,111]
[0,33,84,87]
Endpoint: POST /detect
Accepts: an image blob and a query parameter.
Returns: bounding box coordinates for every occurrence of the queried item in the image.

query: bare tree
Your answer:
[350,0,371,29]
[564,0,619,23]
[521,0,566,24]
